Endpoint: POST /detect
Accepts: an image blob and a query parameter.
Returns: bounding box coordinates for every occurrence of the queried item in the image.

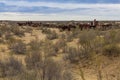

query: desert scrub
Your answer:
[54,39,67,52]
[4,32,13,40]
[0,57,23,77]
[78,30,97,45]
[71,27,81,38]
[22,26,33,33]
[78,30,97,59]
[0,25,11,33]
[102,30,120,57]
[102,44,120,57]
[65,46,92,65]
[103,30,120,45]
[41,28,58,40]
[43,41,58,56]
[0,24,25,37]
[0,31,3,37]
[28,39,43,52]
[41,28,51,34]
[0,38,5,44]
[59,33,66,39]
[66,32,74,42]
[10,26,25,37]
[25,53,66,80]
[29,39,57,56]
[9,41,26,54]
[65,47,80,64]
[17,71,37,80]
[43,59,64,80]
[6,36,18,44]
[25,52,42,70]
[43,39,66,56]
[46,30,58,40]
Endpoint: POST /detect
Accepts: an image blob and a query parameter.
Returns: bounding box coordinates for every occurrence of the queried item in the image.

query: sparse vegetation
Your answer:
[0,21,120,80]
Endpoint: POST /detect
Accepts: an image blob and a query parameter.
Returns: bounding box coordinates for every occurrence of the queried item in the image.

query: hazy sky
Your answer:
[0,0,120,21]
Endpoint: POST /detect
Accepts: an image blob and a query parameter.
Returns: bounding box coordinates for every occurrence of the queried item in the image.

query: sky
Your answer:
[0,0,120,21]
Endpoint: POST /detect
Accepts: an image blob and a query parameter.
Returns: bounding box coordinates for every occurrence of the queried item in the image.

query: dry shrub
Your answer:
[104,30,117,44]
[29,39,43,52]
[103,30,120,44]
[79,30,97,45]
[46,30,58,40]
[41,28,51,34]
[24,27,33,33]
[44,59,64,80]
[0,38,5,44]
[0,25,11,33]
[25,51,71,80]
[35,40,57,56]
[65,47,80,64]
[65,31,73,42]
[103,44,120,57]
[0,31,3,37]
[102,30,120,57]
[17,71,37,80]
[4,32,13,40]
[25,52,42,70]
[0,24,24,37]
[9,41,26,54]
[63,70,73,80]
[41,28,58,40]
[54,39,67,52]
[59,33,66,39]
[0,57,23,77]
[10,26,25,37]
